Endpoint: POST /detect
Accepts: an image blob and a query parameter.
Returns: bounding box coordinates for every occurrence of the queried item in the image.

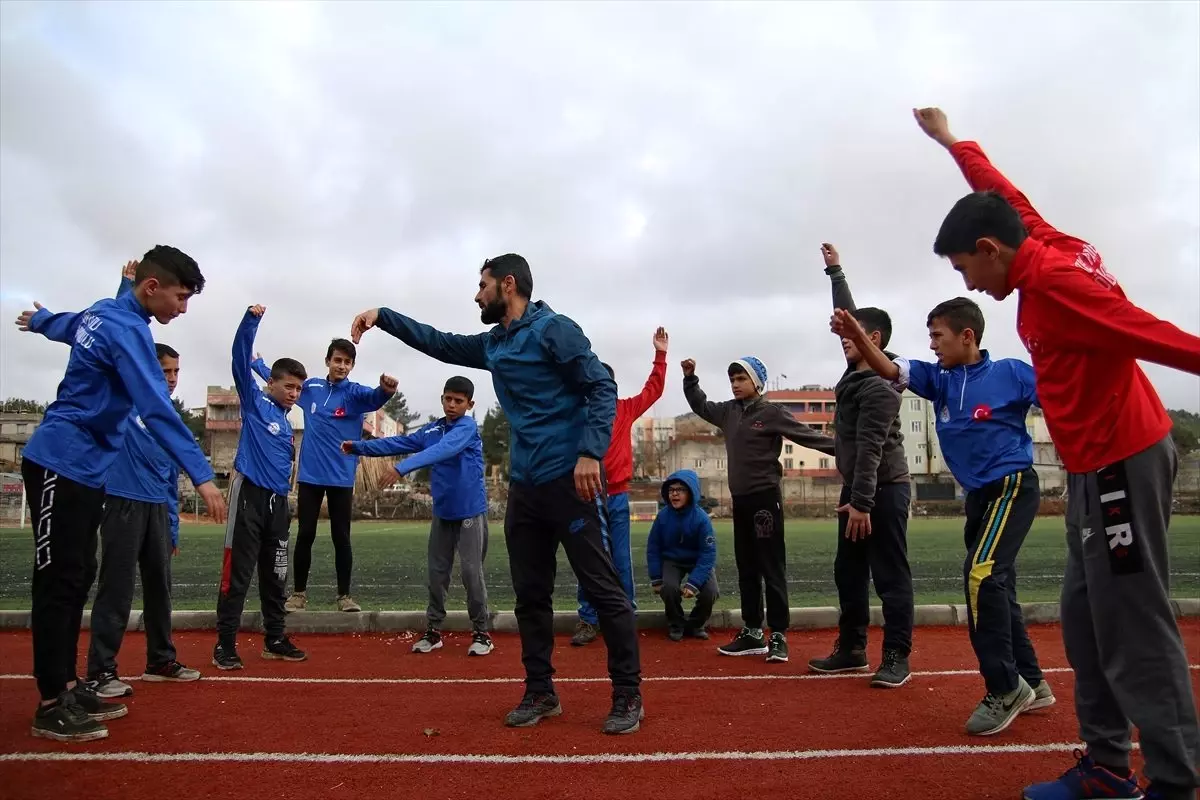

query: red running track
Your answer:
[0,622,1196,800]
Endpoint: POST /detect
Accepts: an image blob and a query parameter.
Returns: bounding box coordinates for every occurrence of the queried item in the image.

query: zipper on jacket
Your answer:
[958,365,968,411]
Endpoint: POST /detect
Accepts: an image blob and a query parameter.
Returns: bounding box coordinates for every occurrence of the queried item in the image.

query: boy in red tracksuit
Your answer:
[572,327,669,646]
[916,106,1200,800]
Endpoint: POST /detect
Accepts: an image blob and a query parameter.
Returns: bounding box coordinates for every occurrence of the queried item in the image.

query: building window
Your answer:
[819,458,831,469]
[915,455,923,465]
[784,458,793,470]
[910,399,922,411]
[785,444,793,455]
[917,442,926,450]
[717,460,724,470]
[694,460,704,469]
[911,421,922,433]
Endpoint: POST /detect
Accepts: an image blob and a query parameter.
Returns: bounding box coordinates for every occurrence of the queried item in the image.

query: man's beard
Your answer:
[480,296,507,325]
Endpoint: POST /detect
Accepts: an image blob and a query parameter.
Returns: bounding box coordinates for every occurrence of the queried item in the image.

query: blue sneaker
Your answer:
[1022,751,1144,800]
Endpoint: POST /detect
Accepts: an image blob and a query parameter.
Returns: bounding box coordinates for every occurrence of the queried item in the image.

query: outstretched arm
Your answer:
[681,360,734,429]
[395,418,480,476]
[622,328,669,419]
[231,306,265,409]
[351,307,488,371]
[344,430,429,458]
[250,355,272,383]
[17,304,83,344]
[830,309,942,401]
[766,406,836,456]
[346,374,398,415]
[821,243,857,314]
[914,107,1061,243]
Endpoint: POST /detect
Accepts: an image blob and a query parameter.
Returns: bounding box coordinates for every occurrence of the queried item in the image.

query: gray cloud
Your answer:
[2,1,1197,422]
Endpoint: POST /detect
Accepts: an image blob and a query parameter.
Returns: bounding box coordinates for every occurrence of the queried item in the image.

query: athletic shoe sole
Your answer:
[413,640,444,654]
[505,704,563,728]
[967,692,1035,736]
[31,725,109,743]
[766,654,790,663]
[467,644,494,657]
[870,673,912,688]
[91,684,133,698]
[603,706,645,736]
[1025,694,1056,711]
[211,659,244,671]
[262,651,308,662]
[142,672,201,683]
[718,646,769,657]
[808,663,870,674]
[84,704,129,722]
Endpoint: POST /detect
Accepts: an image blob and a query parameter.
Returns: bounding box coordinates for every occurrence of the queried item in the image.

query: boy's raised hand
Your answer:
[248,304,266,318]
[340,440,356,455]
[15,302,44,331]
[350,308,380,344]
[653,327,669,352]
[122,260,139,281]
[681,358,696,377]
[830,308,866,340]
[913,107,957,148]
[379,374,399,395]
[820,243,840,269]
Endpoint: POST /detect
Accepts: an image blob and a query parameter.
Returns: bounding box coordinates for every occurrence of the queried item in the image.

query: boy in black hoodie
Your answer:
[807,243,915,688]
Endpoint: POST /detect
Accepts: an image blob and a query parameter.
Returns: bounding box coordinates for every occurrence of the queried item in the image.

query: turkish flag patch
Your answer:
[971,404,992,422]
[334,407,346,418]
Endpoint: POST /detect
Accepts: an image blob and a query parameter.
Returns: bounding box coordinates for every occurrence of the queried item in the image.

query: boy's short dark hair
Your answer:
[481,254,533,299]
[136,245,205,294]
[852,307,893,349]
[927,297,986,345]
[271,358,307,382]
[155,343,179,361]
[727,363,747,378]
[444,375,475,400]
[601,362,615,381]
[326,338,357,362]
[933,191,1028,257]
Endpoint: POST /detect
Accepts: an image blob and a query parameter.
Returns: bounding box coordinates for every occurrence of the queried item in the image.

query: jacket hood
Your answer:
[492,299,552,337]
[661,469,702,508]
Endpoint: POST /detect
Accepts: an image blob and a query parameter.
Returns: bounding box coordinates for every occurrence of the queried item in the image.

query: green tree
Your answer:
[1,398,47,414]
[1168,408,1200,454]
[383,392,422,428]
[481,403,510,480]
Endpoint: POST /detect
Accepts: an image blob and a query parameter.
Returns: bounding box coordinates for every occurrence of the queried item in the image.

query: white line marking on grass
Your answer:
[0,666,1194,686]
[0,741,1115,765]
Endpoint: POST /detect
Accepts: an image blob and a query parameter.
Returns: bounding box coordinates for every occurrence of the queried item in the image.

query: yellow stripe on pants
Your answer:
[968,473,1021,627]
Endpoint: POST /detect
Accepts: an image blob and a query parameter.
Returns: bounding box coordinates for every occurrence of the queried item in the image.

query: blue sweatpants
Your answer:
[578,492,635,625]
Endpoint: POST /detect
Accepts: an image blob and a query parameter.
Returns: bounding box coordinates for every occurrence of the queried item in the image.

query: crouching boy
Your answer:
[648,470,719,641]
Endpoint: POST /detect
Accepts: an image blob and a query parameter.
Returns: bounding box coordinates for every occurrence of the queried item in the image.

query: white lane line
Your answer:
[0,741,1108,765]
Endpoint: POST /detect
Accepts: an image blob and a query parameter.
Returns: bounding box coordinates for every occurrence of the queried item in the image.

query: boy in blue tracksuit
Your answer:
[15,247,225,743]
[647,470,719,641]
[251,342,395,613]
[213,304,308,670]
[834,295,1056,736]
[344,376,492,656]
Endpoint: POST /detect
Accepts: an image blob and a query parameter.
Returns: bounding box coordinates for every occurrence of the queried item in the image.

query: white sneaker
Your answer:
[468,632,494,657]
[412,629,443,653]
[336,595,361,613]
[284,592,307,613]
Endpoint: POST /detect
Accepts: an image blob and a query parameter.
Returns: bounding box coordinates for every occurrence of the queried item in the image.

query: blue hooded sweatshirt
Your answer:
[895,351,1038,492]
[376,301,616,485]
[232,310,295,496]
[646,470,717,594]
[251,358,389,488]
[22,286,213,491]
[350,415,487,521]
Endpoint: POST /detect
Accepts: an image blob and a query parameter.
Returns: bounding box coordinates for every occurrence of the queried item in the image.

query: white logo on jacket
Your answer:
[267,421,281,435]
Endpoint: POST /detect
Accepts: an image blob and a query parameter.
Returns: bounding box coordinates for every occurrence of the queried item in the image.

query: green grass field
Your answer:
[0,517,1196,612]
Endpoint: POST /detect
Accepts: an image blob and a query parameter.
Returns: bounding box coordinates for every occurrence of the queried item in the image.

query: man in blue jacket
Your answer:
[251,340,395,613]
[14,246,227,743]
[213,305,308,670]
[345,376,492,656]
[833,295,1056,737]
[349,253,643,735]
[647,470,719,641]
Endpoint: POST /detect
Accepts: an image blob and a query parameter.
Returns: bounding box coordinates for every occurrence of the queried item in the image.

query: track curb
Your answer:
[0,600,1195,633]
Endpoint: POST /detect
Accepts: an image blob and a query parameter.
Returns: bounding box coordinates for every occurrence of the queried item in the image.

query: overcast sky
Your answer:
[2,1,1198,423]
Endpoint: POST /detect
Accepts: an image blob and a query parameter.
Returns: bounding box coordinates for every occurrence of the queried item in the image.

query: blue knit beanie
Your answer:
[729,356,768,392]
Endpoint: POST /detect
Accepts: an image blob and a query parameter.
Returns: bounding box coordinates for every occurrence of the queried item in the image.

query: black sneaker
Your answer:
[467,631,494,657]
[88,669,134,698]
[602,692,644,735]
[766,632,789,663]
[263,636,307,662]
[412,628,443,654]
[71,683,129,721]
[212,641,244,671]
[570,621,599,647]
[808,639,870,674]
[870,648,911,688]
[718,627,768,656]
[143,661,201,682]
[504,692,563,728]
[667,626,684,642]
[684,625,710,640]
[31,696,108,742]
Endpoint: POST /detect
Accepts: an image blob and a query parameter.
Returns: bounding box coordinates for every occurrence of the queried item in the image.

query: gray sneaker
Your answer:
[412,628,443,654]
[504,693,562,727]
[1025,679,1056,711]
[965,676,1034,736]
[570,621,599,647]
[89,671,134,698]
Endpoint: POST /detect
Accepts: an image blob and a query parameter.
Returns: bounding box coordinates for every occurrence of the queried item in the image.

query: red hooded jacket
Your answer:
[949,141,1200,473]
[603,351,667,496]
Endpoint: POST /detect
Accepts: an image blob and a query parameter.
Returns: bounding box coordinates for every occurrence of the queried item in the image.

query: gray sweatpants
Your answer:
[1063,435,1199,794]
[87,496,176,679]
[427,514,489,633]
